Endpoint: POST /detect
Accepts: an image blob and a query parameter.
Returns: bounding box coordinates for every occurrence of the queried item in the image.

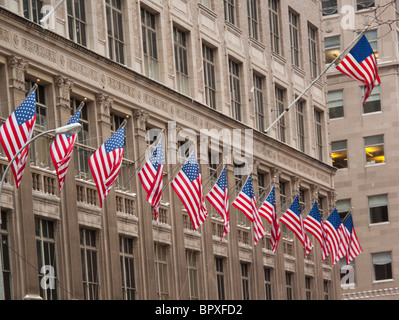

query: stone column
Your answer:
[225,163,241,299]
[251,161,265,299]
[132,109,157,299]
[271,167,286,300]
[7,55,40,299]
[95,93,123,299]
[54,74,84,300]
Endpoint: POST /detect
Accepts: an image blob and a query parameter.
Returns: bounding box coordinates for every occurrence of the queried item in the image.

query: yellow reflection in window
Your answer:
[365,146,385,164]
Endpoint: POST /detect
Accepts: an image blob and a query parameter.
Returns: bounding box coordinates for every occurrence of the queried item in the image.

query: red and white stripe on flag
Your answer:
[89,126,125,208]
[0,91,36,189]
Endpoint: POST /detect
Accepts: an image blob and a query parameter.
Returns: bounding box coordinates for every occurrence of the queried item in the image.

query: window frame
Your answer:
[289,9,301,68]
[105,0,125,64]
[269,0,281,55]
[368,194,389,224]
[173,27,190,96]
[67,0,87,46]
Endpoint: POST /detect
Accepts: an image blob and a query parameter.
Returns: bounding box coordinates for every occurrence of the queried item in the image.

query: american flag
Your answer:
[304,201,328,261]
[232,175,265,245]
[258,185,281,253]
[172,152,208,230]
[343,215,363,264]
[336,35,380,106]
[324,209,343,265]
[206,166,230,240]
[280,196,313,258]
[89,125,125,208]
[0,91,36,189]
[138,138,165,222]
[50,108,82,193]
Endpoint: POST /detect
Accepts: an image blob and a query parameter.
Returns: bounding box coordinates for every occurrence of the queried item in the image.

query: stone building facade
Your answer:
[323,0,399,299]
[0,0,339,300]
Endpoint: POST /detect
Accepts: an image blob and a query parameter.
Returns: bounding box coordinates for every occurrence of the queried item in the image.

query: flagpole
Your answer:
[264,26,370,135]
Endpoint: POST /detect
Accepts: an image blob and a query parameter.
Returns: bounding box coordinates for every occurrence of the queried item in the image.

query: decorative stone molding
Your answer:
[54,74,73,109]
[96,92,112,125]
[7,55,27,90]
[133,109,150,132]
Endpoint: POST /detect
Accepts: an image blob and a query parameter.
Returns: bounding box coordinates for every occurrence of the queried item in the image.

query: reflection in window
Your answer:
[364,135,385,165]
[328,90,344,119]
[322,0,338,16]
[331,140,348,169]
[324,36,340,66]
[363,85,380,113]
[357,0,375,11]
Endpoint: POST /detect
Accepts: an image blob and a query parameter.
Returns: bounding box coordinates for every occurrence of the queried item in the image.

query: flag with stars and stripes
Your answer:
[0,91,36,189]
[232,175,266,245]
[304,201,328,261]
[172,152,208,230]
[50,107,82,193]
[206,166,230,240]
[138,138,165,222]
[324,208,344,265]
[280,196,313,258]
[259,185,281,253]
[343,215,363,264]
[89,125,125,208]
[336,35,380,107]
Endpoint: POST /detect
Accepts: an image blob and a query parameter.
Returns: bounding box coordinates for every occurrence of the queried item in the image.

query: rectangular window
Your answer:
[80,228,99,300]
[198,0,212,9]
[363,85,381,114]
[120,236,136,300]
[0,211,11,300]
[324,36,340,67]
[331,140,348,169]
[247,0,259,40]
[106,0,124,64]
[315,109,323,161]
[72,98,93,180]
[363,30,378,58]
[26,81,52,169]
[286,272,293,300]
[336,199,351,220]
[322,0,338,16]
[174,28,190,96]
[308,24,318,78]
[323,280,330,300]
[305,276,312,300]
[275,87,286,143]
[202,44,216,109]
[36,218,57,300]
[372,252,392,281]
[253,74,264,132]
[141,8,159,80]
[186,250,199,300]
[67,0,87,46]
[357,0,375,11]
[289,10,300,67]
[296,99,305,152]
[364,135,385,165]
[241,263,250,300]
[369,194,389,224]
[269,0,281,54]
[215,257,225,300]
[23,0,43,24]
[224,0,236,25]
[154,243,169,299]
[264,268,272,300]
[328,90,344,119]
[229,59,242,121]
